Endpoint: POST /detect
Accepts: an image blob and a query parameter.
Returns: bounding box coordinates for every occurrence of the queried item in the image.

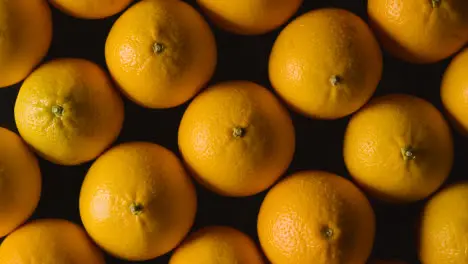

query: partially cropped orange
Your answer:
[0,219,105,264]
[0,0,52,88]
[441,48,468,135]
[258,171,375,264]
[50,0,133,19]
[197,0,302,35]
[368,0,468,64]
[170,226,264,264]
[0,128,41,238]
[106,0,217,109]
[344,94,453,203]
[419,182,468,263]
[178,81,295,197]
[80,142,197,261]
[269,8,382,120]
[14,58,124,165]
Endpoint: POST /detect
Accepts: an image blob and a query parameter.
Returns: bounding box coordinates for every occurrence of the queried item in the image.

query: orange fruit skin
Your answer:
[105,0,217,109]
[419,182,468,263]
[269,8,382,120]
[441,48,468,135]
[0,219,105,264]
[80,142,197,261]
[170,226,265,264]
[0,128,41,238]
[0,0,52,88]
[368,0,468,64]
[344,94,453,203]
[196,0,303,35]
[258,171,375,264]
[50,0,134,19]
[14,58,124,166]
[178,81,295,197]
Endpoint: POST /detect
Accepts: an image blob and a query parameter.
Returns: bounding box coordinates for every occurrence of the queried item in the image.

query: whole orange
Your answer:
[0,127,41,237]
[170,226,264,264]
[0,219,105,264]
[50,0,133,19]
[178,81,295,197]
[0,0,52,88]
[344,94,453,203]
[269,8,382,119]
[441,48,468,135]
[105,0,217,109]
[14,58,124,166]
[368,0,468,64]
[80,142,197,261]
[419,182,468,263]
[197,0,303,35]
[258,171,375,264]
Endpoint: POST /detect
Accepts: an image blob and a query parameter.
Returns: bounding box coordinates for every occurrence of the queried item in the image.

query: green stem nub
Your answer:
[130,203,144,216]
[330,75,343,86]
[232,127,246,138]
[51,105,64,117]
[401,146,416,161]
[153,42,165,54]
[432,0,441,8]
[321,226,334,239]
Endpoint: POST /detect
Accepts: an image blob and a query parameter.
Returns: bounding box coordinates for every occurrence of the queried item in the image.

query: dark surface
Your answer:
[0,0,466,263]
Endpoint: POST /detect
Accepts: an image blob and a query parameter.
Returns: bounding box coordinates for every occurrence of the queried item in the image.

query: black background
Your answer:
[0,0,467,263]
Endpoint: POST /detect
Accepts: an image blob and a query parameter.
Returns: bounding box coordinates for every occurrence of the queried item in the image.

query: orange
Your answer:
[0,127,41,237]
[419,182,468,263]
[344,94,453,203]
[50,0,133,19]
[80,142,197,261]
[178,81,295,197]
[105,0,217,109]
[368,0,468,64]
[0,219,105,264]
[14,58,124,166]
[0,0,52,88]
[170,226,264,264]
[269,8,382,120]
[258,171,375,264]
[196,0,302,35]
[441,48,468,135]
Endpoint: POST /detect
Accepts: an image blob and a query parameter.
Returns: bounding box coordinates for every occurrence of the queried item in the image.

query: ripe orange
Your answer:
[0,0,52,88]
[50,0,133,19]
[178,81,295,197]
[105,0,217,109]
[80,142,197,261]
[170,226,264,264]
[0,219,105,264]
[197,0,302,35]
[14,58,124,166]
[441,48,468,135]
[368,0,468,64]
[0,127,41,237]
[419,182,468,263]
[258,171,375,264]
[344,94,453,203]
[269,8,382,120]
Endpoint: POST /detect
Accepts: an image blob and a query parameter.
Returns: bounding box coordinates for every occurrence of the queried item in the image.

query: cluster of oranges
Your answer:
[0,0,468,263]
